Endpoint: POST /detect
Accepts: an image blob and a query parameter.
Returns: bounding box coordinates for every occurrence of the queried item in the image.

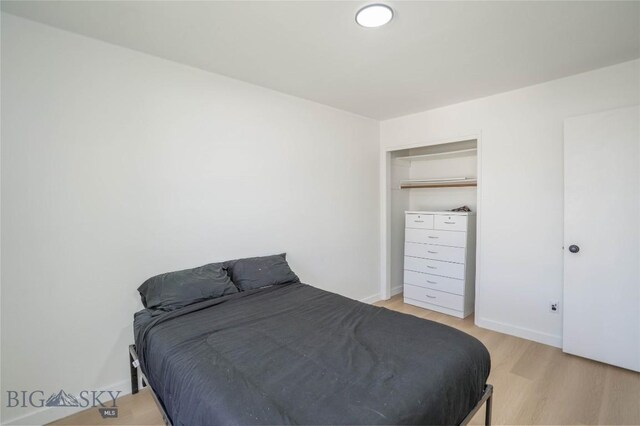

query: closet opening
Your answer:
[381,137,481,316]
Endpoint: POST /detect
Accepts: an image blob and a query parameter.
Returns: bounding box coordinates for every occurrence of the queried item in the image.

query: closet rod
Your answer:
[400,181,477,189]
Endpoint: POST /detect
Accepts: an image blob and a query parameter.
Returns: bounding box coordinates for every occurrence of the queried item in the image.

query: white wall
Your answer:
[381,59,640,348]
[408,152,478,212]
[0,14,379,424]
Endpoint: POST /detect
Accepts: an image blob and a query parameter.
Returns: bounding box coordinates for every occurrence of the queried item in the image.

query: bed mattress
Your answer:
[134,283,490,425]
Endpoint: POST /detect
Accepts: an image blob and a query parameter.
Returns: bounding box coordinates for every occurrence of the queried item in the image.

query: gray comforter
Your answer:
[134,283,490,425]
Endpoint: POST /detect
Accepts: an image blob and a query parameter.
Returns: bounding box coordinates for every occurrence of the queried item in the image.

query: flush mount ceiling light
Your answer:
[356,4,394,28]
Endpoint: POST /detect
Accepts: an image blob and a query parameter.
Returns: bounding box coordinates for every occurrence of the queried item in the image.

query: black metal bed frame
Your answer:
[129,344,493,426]
[129,345,173,426]
[460,384,493,426]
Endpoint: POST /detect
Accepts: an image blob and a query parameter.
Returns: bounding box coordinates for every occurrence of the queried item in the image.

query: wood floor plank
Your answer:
[54,294,640,425]
[51,389,164,425]
[598,365,640,425]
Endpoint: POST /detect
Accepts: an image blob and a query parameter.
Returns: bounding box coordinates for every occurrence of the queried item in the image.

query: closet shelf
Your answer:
[400,178,477,189]
[395,148,477,162]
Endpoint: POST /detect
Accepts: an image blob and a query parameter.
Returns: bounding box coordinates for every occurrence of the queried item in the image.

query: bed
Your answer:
[130,256,492,425]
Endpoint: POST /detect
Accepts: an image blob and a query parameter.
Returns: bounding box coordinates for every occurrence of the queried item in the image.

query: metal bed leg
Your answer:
[460,384,493,426]
[128,344,172,425]
[129,345,139,394]
[485,391,492,426]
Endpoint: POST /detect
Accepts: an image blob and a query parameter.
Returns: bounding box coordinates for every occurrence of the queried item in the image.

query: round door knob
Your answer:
[569,245,580,253]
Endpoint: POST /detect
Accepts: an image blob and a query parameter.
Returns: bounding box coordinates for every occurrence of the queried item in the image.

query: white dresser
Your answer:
[403,211,476,318]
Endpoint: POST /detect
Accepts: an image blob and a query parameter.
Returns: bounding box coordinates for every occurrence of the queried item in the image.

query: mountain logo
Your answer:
[45,390,80,407]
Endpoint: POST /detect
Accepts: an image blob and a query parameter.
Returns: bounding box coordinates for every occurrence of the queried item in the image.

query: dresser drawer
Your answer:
[404,242,466,264]
[404,256,465,279]
[434,214,468,232]
[405,214,434,229]
[404,284,464,311]
[405,228,467,247]
[404,270,465,295]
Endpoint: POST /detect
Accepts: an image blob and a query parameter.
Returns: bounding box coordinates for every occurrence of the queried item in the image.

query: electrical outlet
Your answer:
[549,300,560,314]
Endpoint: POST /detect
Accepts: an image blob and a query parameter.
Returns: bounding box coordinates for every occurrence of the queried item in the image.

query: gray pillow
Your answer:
[138,262,237,311]
[224,253,300,291]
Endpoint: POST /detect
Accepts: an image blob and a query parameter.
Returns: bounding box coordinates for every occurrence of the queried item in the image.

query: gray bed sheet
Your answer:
[134,283,490,425]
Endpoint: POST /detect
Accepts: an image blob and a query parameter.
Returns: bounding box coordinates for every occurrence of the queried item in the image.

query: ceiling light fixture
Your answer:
[355,4,394,28]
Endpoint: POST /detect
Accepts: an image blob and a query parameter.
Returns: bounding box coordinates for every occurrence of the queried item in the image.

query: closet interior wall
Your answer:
[388,140,479,294]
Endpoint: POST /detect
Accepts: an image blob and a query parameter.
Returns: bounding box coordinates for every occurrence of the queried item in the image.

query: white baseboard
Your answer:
[6,379,130,425]
[390,285,403,297]
[475,316,562,348]
[360,293,382,304]
[360,285,402,305]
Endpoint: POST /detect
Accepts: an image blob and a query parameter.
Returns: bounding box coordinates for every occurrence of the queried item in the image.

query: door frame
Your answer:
[379,132,483,317]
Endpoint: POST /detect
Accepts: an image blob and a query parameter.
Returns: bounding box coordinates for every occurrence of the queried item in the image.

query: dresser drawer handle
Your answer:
[427,251,438,254]
[426,295,436,299]
[444,221,456,224]
[428,236,439,239]
[426,280,437,284]
[414,220,424,223]
[426,265,437,269]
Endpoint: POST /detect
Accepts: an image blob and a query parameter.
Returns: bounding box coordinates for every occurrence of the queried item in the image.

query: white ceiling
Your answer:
[2,1,639,119]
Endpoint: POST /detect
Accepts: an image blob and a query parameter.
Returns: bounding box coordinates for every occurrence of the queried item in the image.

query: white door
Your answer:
[563,105,640,372]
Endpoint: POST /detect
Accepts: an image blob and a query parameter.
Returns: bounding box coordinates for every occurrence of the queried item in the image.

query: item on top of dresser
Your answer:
[450,206,472,212]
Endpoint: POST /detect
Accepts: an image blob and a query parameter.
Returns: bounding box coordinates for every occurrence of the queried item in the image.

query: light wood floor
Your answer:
[53,294,640,425]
